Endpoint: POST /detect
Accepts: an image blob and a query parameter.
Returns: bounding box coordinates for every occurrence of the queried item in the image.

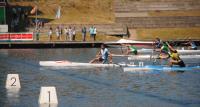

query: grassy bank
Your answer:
[37,27,200,41]
[10,0,114,24]
[135,27,200,40]
[149,10,200,17]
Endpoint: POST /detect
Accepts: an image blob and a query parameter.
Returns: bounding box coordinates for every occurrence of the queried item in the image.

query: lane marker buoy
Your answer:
[5,74,21,89]
[39,86,58,104]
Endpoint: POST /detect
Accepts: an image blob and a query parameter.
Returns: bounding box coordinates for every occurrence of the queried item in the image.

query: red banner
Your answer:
[0,33,33,41]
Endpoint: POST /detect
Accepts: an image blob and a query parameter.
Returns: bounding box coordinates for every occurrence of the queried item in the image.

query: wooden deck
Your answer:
[0,41,154,49]
[0,40,199,49]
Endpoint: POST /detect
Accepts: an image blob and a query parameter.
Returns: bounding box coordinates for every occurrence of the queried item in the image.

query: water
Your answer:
[0,48,200,107]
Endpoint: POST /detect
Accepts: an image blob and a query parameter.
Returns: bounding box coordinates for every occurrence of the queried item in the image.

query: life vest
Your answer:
[129,46,137,54]
[170,52,181,61]
[161,45,168,52]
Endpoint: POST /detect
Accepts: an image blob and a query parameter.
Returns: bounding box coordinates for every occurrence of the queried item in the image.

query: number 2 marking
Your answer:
[11,77,16,86]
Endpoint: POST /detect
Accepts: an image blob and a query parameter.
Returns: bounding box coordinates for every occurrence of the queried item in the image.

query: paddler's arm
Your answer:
[166,42,176,53]
[159,46,163,53]
[89,50,101,63]
[96,51,101,57]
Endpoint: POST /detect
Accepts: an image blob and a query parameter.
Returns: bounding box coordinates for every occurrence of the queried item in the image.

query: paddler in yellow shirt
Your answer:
[166,42,185,67]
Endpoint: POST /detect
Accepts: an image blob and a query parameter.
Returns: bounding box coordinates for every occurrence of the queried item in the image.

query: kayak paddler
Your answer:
[154,37,163,49]
[89,44,112,64]
[159,42,170,59]
[167,42,185,67]
[122,43,138,55]
[183,39,198,50]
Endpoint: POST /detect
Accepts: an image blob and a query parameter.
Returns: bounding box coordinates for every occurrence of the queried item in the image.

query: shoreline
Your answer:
[0,40,199,49]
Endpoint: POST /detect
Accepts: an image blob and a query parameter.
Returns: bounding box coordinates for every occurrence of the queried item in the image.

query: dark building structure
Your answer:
[0,0,6,24]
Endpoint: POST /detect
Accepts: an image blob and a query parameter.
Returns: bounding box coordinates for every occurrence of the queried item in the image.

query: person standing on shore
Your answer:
[68,26,73,41]
[93,26,97,41]
[48,27,53,41]
[72,26,76,41]
[35,28,40,41]
[64,27,68,41]
[89,26,94,41]
[59,25,63,40]
[56,27,60,40]
[82,26,87,41]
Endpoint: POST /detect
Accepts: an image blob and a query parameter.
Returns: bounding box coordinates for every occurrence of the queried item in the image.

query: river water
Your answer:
[0,48,200,107]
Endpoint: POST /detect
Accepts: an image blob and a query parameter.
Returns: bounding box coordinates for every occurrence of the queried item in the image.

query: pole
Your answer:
[35,5,38,30]
[35,1,38,41]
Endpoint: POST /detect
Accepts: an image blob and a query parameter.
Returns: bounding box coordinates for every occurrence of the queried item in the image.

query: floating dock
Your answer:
[0,40,199,49]
[0,41,153,49]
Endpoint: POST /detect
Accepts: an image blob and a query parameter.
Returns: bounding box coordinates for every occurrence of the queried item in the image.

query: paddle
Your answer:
[151,39,163,63]
[112,62,124,67]
[113,62,135,67]
[150,42,160,64]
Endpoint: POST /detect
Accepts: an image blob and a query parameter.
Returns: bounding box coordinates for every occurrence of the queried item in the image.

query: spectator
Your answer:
[81,26,87,41]
[72,27,76,41]
[59,25,63,40]
[56,27,61,40]
[93,26,97,41]
[68,26,73,41]
[64,27,69,41]
[89,26,94,41]
[48,27,53,41]
[35,28,40,41]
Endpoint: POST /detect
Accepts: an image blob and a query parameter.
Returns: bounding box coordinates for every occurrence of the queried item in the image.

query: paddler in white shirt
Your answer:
[89,44,112,64]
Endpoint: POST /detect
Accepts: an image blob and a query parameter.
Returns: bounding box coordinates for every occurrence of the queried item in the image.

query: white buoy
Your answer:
[39,104,58,107]
[5,74,21,89]
[39,86,58,104]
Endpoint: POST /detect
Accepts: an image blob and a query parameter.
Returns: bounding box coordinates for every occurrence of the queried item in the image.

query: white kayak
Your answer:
[137,49,200,54]
[39,61,136,67]
[115,39,153,44]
